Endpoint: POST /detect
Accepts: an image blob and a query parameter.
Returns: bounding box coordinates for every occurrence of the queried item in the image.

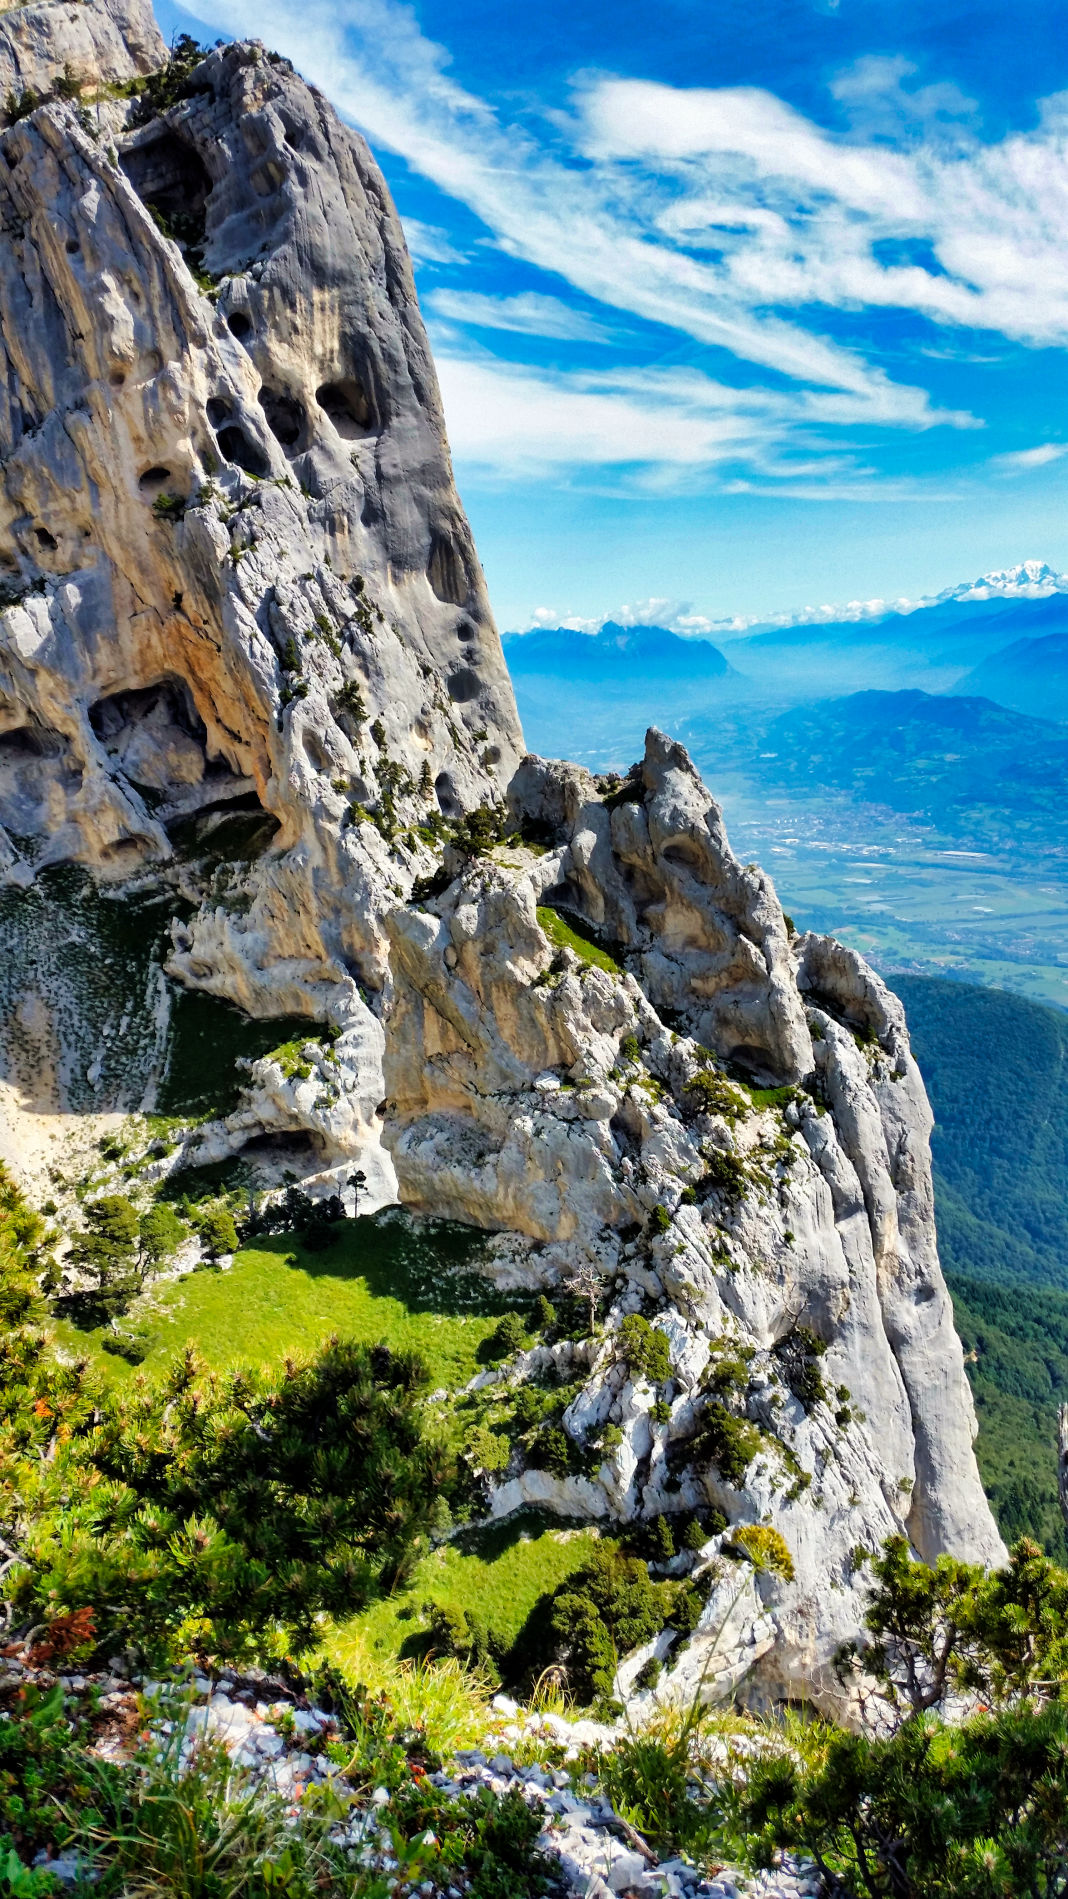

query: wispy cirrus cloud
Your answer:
[401,217,468,265]
[427,289,616,342]
[178,0,974,413]
[431,353,968,490]
[989,443,1068,472]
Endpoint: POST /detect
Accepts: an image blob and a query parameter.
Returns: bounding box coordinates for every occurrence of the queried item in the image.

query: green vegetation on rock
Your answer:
[535,904,623,975]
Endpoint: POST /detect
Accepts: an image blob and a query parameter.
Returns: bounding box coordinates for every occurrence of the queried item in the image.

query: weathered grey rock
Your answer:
[0,11,521,1167]
[383,726,1003,1711]
[0,0,163,105]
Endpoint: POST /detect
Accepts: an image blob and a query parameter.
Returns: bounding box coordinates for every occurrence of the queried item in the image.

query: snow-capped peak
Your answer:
[940,559,1068,603]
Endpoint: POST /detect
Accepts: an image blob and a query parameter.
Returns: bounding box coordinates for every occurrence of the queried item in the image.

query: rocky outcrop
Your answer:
[383,727,1003,1711]
[0,0,163,103]
[0,0,1003,1716]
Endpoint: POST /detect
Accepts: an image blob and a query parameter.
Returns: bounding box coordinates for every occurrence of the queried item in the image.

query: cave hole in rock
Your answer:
[109,370,126,389]
[427,535,469,607]
[165,790,280,863]
[302,728,332,773]
[120,129,212,262]
[434,770,462,818]
[216,424,270,478]
[236,1128,327,1170]
[65,237,79,255]
[259,386,306,452]
[101,836,149,868]
[138,465,172,496]
[33,527,57,551]
[279,112,306,151]
[227,310,252,342]
[725,1043,779,1086]
[0,722,60,763]
[206,396,232,428]
[800,985,882,1046]
[90,678,210,795]
[456,619,476,643]
[661,838,706,874]
[315,378,372,440]
[447,667,481,705]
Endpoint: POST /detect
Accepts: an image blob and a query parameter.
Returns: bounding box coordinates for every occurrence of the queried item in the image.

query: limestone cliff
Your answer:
[0,0,1003,1714]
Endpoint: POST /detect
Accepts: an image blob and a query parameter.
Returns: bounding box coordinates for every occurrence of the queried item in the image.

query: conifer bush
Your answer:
[5,1336,451,1664]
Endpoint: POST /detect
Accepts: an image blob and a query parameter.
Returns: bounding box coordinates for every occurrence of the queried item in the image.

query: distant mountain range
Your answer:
[504,564,1068,716]
[502,620,732,685]
[958,630,1068,723]
[728,584,1068,699]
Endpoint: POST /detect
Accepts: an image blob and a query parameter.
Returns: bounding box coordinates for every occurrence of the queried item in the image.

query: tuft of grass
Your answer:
[744,1084,798,1112]
[325,1642,493,1758]
[536,905,622,976]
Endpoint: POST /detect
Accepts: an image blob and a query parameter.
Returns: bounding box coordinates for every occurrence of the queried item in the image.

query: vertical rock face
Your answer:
[0,1,521,1189]
[0,0,1002,1711]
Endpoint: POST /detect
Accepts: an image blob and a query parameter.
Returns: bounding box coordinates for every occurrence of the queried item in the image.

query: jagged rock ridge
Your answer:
[0,0,1002,1713]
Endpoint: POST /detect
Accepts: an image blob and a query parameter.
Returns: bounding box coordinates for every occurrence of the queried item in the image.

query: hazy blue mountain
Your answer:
[956,629,1068,722]
[890,975,1068,1292]
[503,620,732,685]
[726,588,1068,697]
[683,688,1068,853]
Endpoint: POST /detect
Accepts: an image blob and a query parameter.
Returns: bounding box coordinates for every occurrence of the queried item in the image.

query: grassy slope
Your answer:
[52,1217,516,1388]
[327,1516,601,1689]
[887,975,1068,1555]
[51,1213,601,1663]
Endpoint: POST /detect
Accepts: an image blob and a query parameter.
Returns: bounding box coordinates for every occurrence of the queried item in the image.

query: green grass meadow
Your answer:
[51,1213,514,1387]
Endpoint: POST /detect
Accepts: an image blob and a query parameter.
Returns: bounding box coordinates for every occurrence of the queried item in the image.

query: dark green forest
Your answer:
[889,975,1068,1556]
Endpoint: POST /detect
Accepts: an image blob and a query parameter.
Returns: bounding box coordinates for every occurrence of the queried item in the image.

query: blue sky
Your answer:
[158,0,1068,631]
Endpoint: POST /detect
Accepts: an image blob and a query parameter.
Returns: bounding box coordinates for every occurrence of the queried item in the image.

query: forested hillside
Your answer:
[889,975,1068,1555]
[890,975,1068,1291]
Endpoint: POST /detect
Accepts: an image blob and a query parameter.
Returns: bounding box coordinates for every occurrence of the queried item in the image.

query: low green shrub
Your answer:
[6,1339,450,1664]
[0,1678,120,1868]
[483,1311,528,1359]
[690,1402,762,1488]
[775,1326,828,1410]
[600,1731,717,1859]
[727,1702,1068,1899]
[509,1541,677,1705]
[701,1149,750,1203]
[619,1313,672,1383]
[685,1071,747,1121]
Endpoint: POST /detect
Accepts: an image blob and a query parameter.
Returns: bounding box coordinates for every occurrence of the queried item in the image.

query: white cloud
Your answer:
[989,443,1068,472]
[427,289,615,342]
[176,0,966,413]
[431,353,958,488]
[401,217,467,265]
